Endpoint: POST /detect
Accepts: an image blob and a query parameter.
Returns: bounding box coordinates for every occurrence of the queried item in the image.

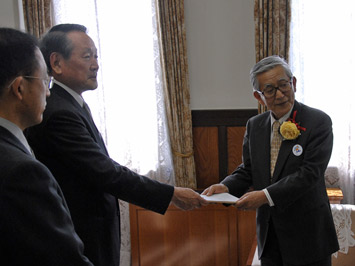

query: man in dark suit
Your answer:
[26,23,207,266]
[203,55,339,265]
[0,28,93,265]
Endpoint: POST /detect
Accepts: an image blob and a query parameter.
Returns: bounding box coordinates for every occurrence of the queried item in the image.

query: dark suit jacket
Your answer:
[0,126,93,266]
[222,101,339,264]
[26,84,174,266]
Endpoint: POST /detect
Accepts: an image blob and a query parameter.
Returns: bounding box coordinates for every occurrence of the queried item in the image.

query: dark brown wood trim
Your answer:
[192,109,258,127]
[192,109,258,184]
[218,126,228,180]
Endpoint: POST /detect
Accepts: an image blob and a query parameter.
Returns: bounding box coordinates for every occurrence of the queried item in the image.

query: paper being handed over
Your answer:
[201,193,239,204]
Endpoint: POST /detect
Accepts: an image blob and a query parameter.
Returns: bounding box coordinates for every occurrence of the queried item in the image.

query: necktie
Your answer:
[270,120,282,177]
[82,101,108,153]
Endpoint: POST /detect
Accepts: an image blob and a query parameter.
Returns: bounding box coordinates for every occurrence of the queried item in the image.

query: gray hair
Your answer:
[250,55,293,91]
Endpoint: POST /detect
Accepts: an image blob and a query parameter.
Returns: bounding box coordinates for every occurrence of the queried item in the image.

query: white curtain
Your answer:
[290,0,355,204]
[51,1,175,265]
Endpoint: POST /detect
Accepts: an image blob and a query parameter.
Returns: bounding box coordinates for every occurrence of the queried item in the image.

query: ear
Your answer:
[50,52,64,75]
[292,76,297,93]
[253,90,266,106]
[8,76,25,100]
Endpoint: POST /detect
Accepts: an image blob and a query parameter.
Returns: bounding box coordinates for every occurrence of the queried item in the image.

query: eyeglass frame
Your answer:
[256,78,293,99]
[23,76,54,89]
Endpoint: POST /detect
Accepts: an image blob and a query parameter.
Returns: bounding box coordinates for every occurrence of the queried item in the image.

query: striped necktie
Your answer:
[270,120,282,178]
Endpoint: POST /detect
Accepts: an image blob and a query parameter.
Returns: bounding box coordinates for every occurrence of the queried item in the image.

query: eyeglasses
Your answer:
[23,76,54,89]
[258,79,293,99]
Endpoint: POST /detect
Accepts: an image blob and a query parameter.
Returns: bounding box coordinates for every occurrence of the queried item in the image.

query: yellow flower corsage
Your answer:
[280,121,300,140]
[280,110,306,140]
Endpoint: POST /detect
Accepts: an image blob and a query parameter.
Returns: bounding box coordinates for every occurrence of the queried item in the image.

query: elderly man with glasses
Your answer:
[203,55,339,266]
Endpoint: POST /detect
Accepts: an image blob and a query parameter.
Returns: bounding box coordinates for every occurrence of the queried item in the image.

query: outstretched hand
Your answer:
[171,187,209,211]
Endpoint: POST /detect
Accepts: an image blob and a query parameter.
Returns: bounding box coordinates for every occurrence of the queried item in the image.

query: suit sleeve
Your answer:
[0,160,93,266]
[221,119,254,197]
[42,110,174,214]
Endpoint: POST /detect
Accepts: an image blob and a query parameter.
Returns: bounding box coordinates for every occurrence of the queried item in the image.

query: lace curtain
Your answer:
[52,1,175,265]
[290,0,355,204]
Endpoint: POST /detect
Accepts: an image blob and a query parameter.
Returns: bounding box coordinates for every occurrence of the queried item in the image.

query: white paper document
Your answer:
[201,193,239,204]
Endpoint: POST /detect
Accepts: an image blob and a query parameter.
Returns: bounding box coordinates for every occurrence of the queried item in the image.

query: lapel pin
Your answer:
[292,144,303,156]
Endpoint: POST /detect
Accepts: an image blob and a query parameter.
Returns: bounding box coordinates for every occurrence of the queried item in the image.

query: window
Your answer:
[52,0,174,184]
[290,0,355,204]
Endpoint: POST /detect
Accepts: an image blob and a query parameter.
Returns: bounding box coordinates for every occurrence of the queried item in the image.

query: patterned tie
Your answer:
[270,120,282,177]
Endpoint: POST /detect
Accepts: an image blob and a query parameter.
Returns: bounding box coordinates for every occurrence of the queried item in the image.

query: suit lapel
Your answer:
[272,101,302,182]
[254,113,272,185]
[52,85,108,155]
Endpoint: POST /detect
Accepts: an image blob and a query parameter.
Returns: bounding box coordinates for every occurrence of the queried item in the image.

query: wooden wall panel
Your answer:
[129,109,259,266]
[237,210,256,266]
[227,127,246,175]
[130,204,239,266]
[193,127,219,189]
[192,109,257,189]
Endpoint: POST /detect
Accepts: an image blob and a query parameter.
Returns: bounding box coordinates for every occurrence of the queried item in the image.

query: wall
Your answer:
[0,1,256,110]
[185,0,256,110]
[0,0,24,30]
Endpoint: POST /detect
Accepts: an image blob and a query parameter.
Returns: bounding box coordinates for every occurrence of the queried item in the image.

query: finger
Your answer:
[206,185,219,196]
[201,187,210,195]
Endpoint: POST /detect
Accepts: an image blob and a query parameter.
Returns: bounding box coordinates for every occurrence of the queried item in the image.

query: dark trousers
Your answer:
[260,221,332,266]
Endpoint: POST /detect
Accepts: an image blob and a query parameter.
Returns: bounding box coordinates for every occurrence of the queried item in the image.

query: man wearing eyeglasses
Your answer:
[0,28,94,265]
[203,55,339,265]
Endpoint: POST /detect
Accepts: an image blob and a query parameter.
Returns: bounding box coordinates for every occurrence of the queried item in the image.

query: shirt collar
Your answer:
[54,79,85,107]
[0,117,32,154]
[270,105,294,126]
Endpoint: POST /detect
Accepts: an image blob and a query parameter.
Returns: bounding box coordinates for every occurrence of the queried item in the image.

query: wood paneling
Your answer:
[130,204,239,266]
[227,127,246,175]
[237,210,256,266]
[192,109,257,189]
[129,109,259,266]
[193,127,219,189]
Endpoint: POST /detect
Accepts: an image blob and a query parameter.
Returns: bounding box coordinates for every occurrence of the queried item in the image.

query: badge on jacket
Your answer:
[292,144,303,156]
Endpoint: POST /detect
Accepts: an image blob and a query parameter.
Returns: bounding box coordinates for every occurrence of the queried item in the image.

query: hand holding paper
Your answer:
[201,192,239,204]
[171,187,209,210]
[201,184,238,204]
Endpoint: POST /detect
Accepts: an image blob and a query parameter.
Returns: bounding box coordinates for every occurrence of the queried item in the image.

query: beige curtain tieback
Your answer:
[173,150,194,158]
[270,120,282,178]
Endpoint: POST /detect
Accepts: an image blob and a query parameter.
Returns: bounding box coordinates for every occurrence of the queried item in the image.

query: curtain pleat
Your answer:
[254,0,291,113]
[22,0,52,38]
[156,0,196,189]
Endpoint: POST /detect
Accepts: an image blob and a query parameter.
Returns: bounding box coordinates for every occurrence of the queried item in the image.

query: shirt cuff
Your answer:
[263,188,275,207]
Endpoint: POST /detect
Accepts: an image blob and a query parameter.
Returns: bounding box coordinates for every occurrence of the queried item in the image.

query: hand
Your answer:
[201,184,229,196]
[171,187,209,211]
[235,190,268,210]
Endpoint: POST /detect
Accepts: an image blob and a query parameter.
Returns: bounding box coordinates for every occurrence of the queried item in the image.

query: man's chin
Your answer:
[87,81,98,91]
